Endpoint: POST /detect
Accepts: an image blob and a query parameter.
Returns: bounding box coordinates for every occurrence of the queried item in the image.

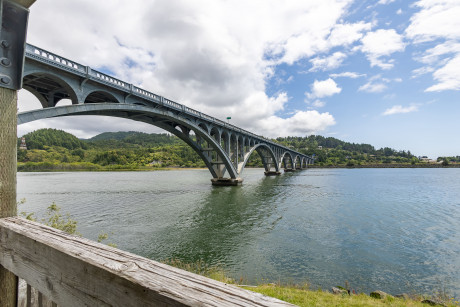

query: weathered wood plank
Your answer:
[0,217,294,307]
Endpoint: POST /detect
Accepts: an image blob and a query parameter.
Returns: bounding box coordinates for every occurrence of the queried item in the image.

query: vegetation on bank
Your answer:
[19,199,115,247]
[17,128,458,171]
[244,284,458,307]
[162,258,458,307]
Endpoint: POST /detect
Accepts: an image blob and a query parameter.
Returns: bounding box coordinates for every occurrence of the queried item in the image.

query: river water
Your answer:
[17,168,460,297]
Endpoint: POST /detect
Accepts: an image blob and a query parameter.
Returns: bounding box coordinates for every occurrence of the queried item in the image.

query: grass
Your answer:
[162,259,459,307]
[244,284,458,307]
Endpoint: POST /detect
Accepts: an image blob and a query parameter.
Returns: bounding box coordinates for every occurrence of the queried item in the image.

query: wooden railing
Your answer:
[0,217,293,307]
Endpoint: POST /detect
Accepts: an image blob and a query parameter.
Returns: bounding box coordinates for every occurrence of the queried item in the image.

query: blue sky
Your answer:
[18,0,460,158]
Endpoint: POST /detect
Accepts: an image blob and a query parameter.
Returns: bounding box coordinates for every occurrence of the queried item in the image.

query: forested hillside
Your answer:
[17,129,447,171]
[88,131,180,148]
[17,129,205,171]
[19,129,88,150]
[274,135,417,165]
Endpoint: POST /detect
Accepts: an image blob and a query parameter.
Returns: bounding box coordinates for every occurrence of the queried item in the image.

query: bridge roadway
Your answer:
[18,44,314,185]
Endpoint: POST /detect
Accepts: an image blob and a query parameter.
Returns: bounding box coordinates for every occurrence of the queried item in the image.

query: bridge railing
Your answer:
[89,68,131,92]
[132,85,162,103]
[25,44,312,160]
[25,44,86,75]
[0,216,291,307]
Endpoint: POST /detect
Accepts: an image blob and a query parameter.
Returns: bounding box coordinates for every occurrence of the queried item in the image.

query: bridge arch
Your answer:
[17,104,239,181]
[301,157,307,169]
[22,71,79,107]
[280,152,294,170]
[196,121,210,134]
[237,143,279,175]
[83,90,121,104]
[294,155,301,169]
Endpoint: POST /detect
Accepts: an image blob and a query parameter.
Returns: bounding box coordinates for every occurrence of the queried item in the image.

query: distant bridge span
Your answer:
[19,44,314,185]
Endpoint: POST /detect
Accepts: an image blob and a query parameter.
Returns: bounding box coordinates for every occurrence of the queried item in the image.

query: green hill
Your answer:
[274,135,416,165]
[86,131,180,148]
[18,128,88,150]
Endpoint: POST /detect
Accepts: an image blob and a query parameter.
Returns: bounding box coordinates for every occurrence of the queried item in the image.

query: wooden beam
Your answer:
[0,217,293,307]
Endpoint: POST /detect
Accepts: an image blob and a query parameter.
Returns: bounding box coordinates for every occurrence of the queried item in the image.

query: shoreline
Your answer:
[17,164,460,172]
[309,163,460,169]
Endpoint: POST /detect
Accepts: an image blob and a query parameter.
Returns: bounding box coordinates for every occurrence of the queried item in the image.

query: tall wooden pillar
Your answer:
[0,1,36,306]
[0,88,19,307]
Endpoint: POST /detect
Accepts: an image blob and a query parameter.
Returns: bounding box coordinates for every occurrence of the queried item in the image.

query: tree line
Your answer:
[17,129,445,171]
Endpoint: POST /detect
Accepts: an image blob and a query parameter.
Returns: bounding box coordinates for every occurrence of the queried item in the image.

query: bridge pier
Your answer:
[264,171,281,176]
[284,168,295,172]
[211,178,243,186]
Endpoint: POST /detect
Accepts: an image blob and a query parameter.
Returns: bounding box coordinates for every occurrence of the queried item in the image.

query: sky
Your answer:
[17,0,460,158]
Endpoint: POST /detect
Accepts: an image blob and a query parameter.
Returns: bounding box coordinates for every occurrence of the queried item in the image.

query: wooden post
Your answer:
[0,1,36,306]
[0,88,19,307]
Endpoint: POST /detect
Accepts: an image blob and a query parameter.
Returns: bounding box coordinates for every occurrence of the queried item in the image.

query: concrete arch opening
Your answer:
[22,72,79,108]
[281,152,294,172]
[237,143,280,176]
[294,155,301,169]
[84,90,120,104]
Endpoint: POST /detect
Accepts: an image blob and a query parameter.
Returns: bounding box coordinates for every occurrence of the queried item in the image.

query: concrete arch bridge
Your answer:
[18,44,314,185]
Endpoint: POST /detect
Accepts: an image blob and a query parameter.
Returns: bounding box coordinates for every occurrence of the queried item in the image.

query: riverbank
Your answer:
[17,161,460,172]
[309,163,460,168]
[162,259,458,307]
[244,284,458,307]
[16,161,205,172]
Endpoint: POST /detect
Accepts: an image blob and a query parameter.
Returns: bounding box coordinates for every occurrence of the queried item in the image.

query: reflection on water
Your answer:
[18,168,460,296]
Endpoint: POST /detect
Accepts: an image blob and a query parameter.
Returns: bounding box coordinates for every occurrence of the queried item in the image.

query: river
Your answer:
[17,168,460,297]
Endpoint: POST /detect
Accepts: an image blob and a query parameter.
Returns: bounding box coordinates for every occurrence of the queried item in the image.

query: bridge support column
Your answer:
[264,171,281,176]
[211,178,243,186]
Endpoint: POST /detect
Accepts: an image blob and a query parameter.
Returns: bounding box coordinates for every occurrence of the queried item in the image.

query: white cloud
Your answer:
[359,82,387,93]
[396,8,403,15]
[311,100,326,108]
[359,29,405,69]
[416,41,460,65]
[378,0,395,4]
[270,1,355,65]
[405,0,460,43]
[306,78,342,100]
[330,72,366,78]
[358,75,388,93]
[309,52,347,71]
[411,66,435,78]
[425,54,460,91]
[405,0,460,91]
[257,110,336,137]
[327,22,372,47]
[357,74,402,93]
[21,0,352,138]
[382,105,418,115]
